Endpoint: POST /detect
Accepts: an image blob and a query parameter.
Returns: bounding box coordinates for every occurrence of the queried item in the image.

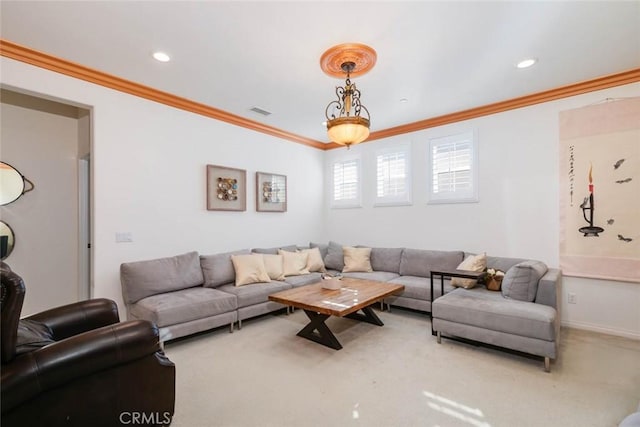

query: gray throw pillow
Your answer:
[309,242,328,260]
[16,319,55,355]
[501,260,548,302]
[323,241,345,271]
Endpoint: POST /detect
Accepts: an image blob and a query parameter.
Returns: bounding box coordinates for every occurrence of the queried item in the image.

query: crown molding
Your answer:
[0,39,326,150]
[358,67,640,146]
[2,39,638,152]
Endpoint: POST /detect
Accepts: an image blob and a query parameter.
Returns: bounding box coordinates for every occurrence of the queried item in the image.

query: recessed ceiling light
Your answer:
[400,98,409,103]
[516,58,537,69]
[152,52,171,62]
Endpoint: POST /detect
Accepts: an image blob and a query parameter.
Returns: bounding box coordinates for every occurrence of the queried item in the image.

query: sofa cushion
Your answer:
[121,251,204,304]
[282,272,322,287]
[388,275,454,301]
[343,247,373,273]
[501,261,548,302]
[217,281,291,308]
[231,254,271,286]
[130,287,237,327]
[262,254,285,281]
[451,253,486,289]
[278,250,310,276]
[370,247,404,273]
[200,249,251,288]
[299,247,326,272]
[342,271,400,282]
[252,245,298,255]
[433,287,556,341]
[399,249,464,278]
[323,241,345,271]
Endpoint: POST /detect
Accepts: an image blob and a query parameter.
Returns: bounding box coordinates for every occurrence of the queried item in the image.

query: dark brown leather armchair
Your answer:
[1,263,176,426]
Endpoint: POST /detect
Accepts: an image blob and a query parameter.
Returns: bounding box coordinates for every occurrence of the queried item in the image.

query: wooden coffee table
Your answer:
[269,278,404,350]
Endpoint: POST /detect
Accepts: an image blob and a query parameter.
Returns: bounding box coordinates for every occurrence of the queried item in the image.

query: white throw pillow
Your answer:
[298,247,326,273]
[262,254,285,281]
[451,253,486,289]
[342,246,373,273]
[278,250,310,277]
[231,254,271,286]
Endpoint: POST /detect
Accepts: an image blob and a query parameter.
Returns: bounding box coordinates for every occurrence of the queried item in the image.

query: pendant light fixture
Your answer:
[321,44,376,148]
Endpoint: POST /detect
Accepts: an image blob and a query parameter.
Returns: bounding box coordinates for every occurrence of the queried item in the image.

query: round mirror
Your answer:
[0,221,15,260]
[0,162,34,205]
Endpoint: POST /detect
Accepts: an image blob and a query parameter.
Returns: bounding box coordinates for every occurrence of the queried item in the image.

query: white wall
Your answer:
[1,57,326,317]
[325,83,640,339]
[0,91,81,315]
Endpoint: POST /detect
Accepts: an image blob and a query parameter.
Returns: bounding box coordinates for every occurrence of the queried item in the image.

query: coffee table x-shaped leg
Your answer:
[298,306,384,350]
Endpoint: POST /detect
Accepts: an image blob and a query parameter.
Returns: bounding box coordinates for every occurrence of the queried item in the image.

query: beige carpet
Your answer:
[164,308,640,427]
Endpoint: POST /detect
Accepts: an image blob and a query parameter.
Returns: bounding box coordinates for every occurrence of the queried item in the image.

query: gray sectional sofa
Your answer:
[120,241,561,371]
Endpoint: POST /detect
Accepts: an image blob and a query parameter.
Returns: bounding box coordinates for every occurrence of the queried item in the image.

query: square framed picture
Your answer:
[206,164,246,211]
[256,172,287,212]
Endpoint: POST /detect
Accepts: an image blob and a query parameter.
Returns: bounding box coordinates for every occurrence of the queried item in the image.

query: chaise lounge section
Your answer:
[432,257,561,372]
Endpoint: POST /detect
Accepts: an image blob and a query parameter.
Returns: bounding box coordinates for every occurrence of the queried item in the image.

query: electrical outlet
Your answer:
[568,293,577,304]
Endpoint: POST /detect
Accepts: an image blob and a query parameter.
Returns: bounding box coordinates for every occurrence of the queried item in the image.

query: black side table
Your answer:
[429,269,485,335]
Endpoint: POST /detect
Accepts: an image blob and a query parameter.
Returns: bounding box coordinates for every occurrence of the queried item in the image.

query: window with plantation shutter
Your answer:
[331,158,361,208]
[428,131,478,203]
[375,146,412,206]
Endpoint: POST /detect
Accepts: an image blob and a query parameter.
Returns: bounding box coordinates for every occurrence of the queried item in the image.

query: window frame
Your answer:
[374,144,412,207]
[330,156,362,209]
[427,130,479,204]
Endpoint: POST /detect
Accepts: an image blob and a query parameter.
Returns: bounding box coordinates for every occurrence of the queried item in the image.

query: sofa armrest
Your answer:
[25,298,119,340]
[1,319,163,412]
[535,268,562,310]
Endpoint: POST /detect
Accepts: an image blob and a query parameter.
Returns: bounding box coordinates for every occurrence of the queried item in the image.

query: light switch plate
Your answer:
[115,232,133,243]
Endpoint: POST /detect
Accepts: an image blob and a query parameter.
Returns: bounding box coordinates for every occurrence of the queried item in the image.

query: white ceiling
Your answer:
[1,1,639,144]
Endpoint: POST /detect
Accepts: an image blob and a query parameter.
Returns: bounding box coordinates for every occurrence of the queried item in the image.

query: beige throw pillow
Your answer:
[278,250,310,277]
[342,246,373,273]
[231,254,271,286]
[262,254,285,281]
[451,253,486,289]
[298,247,326,273]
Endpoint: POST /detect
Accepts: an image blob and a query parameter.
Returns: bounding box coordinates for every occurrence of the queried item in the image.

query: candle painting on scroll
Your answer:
[559,97,640,283]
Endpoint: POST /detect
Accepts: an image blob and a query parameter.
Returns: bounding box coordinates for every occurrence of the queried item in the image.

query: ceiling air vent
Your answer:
[249,107,272,116]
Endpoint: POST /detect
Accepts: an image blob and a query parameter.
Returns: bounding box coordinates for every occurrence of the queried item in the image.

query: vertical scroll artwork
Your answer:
[256,172,287,212]
[206,165,246,211]
[559,97,640,282]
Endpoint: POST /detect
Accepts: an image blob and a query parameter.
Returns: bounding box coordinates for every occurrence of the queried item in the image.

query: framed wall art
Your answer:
[559,97,640,282]
[206,164,246,211]
[256,172,287,212]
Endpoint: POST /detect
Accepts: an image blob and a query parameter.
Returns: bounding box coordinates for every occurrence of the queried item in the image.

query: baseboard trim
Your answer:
[562,320,640,341]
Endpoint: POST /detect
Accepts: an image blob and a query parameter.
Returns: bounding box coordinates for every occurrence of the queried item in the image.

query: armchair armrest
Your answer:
[1,319,163,413]
[25,298,119,340]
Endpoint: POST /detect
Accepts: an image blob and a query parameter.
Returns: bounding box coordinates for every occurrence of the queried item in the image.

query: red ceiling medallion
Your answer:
[320,43,377,78]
